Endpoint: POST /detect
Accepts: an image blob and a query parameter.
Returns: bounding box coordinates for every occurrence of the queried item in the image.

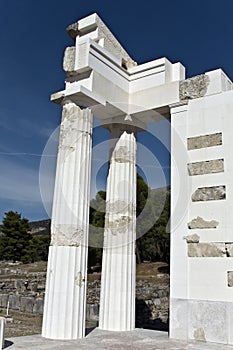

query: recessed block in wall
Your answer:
[188,243,226,257]
[192,186,226,202]
[228,272,233,287]
[188,159,224,176]
[188,216,219,229]
[187,133,222,150]
[226,243,233,257]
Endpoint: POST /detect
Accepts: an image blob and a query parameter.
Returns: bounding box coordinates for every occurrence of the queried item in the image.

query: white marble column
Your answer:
[42,101,93,339]
[0,317,5,350]
[99,131,136,331]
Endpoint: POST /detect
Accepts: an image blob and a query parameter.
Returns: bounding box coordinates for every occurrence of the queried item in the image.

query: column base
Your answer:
[42,246,87,340]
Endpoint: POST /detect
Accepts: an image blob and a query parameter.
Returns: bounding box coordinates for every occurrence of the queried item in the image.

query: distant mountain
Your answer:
[29,219,51,236]
[151,185,171,195]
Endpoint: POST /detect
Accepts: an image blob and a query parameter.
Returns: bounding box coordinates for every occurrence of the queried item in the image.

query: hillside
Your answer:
[29,219,51,236]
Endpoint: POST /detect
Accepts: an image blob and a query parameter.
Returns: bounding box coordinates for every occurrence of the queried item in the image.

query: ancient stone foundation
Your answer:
[0,278,169,329]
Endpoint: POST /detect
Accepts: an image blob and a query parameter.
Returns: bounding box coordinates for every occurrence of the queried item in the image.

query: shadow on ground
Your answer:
[136,299,169,332]
[4,340,14,348]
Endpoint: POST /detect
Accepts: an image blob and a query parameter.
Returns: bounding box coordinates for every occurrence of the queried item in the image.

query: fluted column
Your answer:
[99,131,136,331]
[42,101,93,339]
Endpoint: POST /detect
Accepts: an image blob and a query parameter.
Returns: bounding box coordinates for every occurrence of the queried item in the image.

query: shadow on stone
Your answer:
[4,340,14,348]
[136,298,169,332]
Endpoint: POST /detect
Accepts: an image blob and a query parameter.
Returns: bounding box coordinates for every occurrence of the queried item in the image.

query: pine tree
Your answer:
[0,211,32,262]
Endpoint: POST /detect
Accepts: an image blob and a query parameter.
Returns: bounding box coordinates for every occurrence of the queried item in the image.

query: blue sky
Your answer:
[1,0,233,222]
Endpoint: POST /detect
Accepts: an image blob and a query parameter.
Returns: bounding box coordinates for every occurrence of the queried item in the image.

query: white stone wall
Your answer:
[170,73,233,344]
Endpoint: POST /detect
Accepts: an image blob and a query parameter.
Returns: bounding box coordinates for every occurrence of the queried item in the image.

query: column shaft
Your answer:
[42,102,93,339]
[99,131,136,331]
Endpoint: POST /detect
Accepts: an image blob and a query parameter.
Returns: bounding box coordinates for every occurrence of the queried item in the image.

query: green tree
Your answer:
[22,235,51,263]
[137,191,170,263]
[0,211,32,262]
[88,191,106,268]
[88,175,171,267]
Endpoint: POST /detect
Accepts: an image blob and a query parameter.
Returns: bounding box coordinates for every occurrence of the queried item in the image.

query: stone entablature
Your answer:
[66,13,134,64]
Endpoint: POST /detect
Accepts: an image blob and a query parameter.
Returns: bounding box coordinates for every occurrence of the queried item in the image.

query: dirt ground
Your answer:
[1,310,97,338]
[1,261,169,338]
[1,310,43,338]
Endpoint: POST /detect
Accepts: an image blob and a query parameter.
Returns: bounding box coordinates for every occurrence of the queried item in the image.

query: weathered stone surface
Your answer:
[89,304,99,321]
[189,300,228,344]
[105,201,136,235]
[226,243,233,257]
[191,185,226,202]
[30,282,38,293]
[33,298,44,314]
[66,22,79,39]
[0,294,8,308]
[227,272,233,287]
[51,225,84,247]
[183,234,200,243]
[14,280,23,290]
[105,215,132,235]
[66,14,135,64]
[63,47,76,75]
[180,75,210,100]
[0,278,170,326]
[188,217,219,229]
[9,295,20,310]
[188,243,226,257]
[187,132,222,150]
[193,328,206,342]
[111,146,136,164]
[188,159,224,176]
[20,297,34,313]
[106,200,136,215]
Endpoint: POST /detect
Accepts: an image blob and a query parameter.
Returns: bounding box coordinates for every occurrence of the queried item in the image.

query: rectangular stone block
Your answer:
[89,304,99,321]
[0,295,8,308]
[33,298,44,314]
[228,272,233,287]
[192,185,226,202]
[188,300,227,344]
[20,297,34,313]
[188,243,226,257]
[63,46,75,73]
[188,159,224,176]
[86,304,90,321]
[187,132,222,150]
[9,294,20,310]
[226,243,233,257]
[169,298,188,340]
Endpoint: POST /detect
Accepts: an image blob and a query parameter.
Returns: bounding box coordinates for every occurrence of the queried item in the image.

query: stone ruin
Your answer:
[42,13,233,346]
